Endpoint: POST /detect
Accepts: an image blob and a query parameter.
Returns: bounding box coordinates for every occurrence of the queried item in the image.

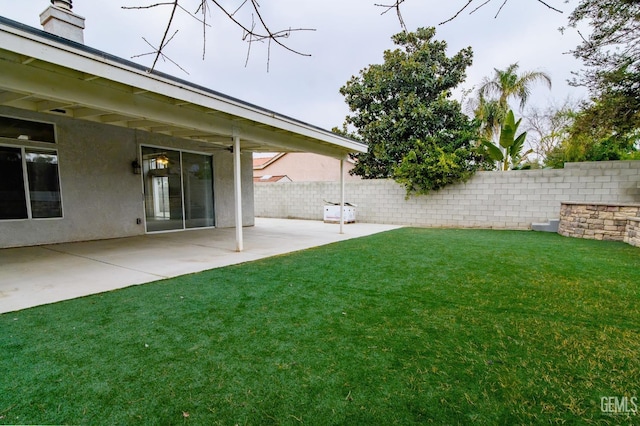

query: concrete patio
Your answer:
[0,218,401,314]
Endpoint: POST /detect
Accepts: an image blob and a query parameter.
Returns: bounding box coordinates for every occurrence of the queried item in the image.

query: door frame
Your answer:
[139,144,216,234]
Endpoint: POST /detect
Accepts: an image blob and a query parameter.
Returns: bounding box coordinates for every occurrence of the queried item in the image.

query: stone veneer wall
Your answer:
[624,218,640,248]
[558,202,640,244]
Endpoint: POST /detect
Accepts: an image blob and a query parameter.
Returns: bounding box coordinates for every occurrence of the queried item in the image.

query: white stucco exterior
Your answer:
[0,106,254,248]
[0,14,365,249]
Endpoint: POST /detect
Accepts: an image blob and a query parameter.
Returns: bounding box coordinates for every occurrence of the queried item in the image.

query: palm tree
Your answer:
[478,63,552,113]
[473,63,551,169]
[473,97,505,142]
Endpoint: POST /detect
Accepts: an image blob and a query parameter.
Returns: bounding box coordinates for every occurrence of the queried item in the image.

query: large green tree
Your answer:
[545,104,640,168]
[547,0,640,166]
[339,27,484,193]
[568,0,639,142]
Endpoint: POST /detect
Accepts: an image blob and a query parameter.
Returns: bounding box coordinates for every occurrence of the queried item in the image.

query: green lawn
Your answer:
[1,228,639,425]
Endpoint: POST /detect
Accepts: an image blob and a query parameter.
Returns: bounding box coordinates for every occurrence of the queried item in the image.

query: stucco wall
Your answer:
[255,153,359,182]
[254,161,640,229]
[0,106,254,248]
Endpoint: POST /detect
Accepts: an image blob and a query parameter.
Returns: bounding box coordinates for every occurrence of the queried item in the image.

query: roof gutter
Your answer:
[0,15,367,154]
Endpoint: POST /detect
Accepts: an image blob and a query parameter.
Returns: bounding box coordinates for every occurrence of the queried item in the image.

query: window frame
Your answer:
[0,114,57,144]
[0,139,64,222]
[140,144,215,233]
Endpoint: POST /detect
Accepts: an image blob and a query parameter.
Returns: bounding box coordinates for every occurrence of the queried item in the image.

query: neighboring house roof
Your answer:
[253,153,286,169]
[253,175,292,183]
[253,152,360,182]
[0,15,367,159]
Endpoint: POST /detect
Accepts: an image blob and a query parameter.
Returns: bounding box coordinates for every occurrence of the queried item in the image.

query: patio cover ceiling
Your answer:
[0,16,366,159]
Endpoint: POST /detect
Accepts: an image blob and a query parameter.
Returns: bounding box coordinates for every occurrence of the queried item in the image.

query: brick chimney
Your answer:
[40,0,85,44]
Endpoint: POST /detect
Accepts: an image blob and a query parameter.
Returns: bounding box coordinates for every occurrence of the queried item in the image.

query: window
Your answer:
[0,147,28,219]
[0,116,56,143]
[26,149,63,218]
[141,146,214,232]
[0,116,62,220]
[0,146,62,220]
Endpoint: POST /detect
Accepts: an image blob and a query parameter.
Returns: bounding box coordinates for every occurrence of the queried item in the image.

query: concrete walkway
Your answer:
[0,218,401,314]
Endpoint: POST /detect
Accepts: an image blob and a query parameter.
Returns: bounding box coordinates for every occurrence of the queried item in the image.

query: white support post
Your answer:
[233,133,243,252]
[340,158,345,234]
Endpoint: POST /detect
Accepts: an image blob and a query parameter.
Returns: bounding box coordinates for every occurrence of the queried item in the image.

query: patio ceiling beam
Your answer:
[234,124,354,159]
[169,129,215,138]
[36,100,74,112]
[1,18,368,160]
[126,119,163,128]
[147,125,180,133]
[0,90,30,104]
[100,113,137,123]
[198,136,235,144]
[0,58,235,134]
[71,107,105,118]
[1,57,357,159]
[0,24,366,154]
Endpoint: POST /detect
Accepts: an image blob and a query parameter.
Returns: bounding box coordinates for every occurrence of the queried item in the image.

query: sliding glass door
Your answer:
[142,147,214,232]
[182,152,214,229]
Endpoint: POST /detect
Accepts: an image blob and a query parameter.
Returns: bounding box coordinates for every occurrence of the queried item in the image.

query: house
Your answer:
[0,2,366,251]
[253,152,360,182]
[253,174,293,183]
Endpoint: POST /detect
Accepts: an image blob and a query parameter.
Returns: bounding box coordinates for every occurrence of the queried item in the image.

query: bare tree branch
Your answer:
[494,0,509,19]
[248,0,310,55]
[194,1,212,60]
[125,0,566,73]
[469,0,492,15]
[152,0,178,71]
[212,0,315,71]
[124,0,315,73]
[374,1,407,32]
[123,2,175,9]
[439,0,474,25]
[536,0,563,14]
[243,16,258,68]
[132,34,190,75]
[124,1,195,71]
[438,0,563,26]
[231,0,250,16]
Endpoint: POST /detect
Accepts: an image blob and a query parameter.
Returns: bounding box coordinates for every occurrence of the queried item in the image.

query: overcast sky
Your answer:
[2,1,588,130]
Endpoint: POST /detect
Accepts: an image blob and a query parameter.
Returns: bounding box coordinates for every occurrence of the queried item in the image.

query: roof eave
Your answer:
[0,15,367,157]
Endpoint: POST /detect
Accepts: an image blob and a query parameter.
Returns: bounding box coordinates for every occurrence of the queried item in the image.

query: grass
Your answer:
[1,228,639,425]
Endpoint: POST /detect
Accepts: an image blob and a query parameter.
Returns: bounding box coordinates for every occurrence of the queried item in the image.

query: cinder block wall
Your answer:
[254,161,640,229]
